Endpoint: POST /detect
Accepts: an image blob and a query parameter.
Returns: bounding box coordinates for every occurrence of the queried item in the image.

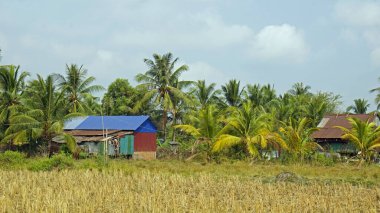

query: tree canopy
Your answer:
[0,52,378,163]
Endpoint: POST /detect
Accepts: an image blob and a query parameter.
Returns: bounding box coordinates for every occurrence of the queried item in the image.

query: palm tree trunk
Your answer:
[48,140,52,158]
[171,111,177,142]
[162,109,167,141]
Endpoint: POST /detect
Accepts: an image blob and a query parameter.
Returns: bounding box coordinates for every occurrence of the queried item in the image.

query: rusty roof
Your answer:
[311,113,377,139]
[64,130,133,136]
[53,130,133,144]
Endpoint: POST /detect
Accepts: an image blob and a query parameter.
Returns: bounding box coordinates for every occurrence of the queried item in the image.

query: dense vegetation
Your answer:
[1,52,380,163]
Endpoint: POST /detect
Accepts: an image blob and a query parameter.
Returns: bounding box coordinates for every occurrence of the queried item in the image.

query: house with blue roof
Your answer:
[61,115,157,160]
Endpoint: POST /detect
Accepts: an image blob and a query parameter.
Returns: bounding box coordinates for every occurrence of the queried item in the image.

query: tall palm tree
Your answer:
[246,83,277,108]
[346,99,370,114]
[83,94,101,115]
[2,75,76,155]
[56,64,104,113]
[335,117,380,163]
[270,94,301,124]
[272,118,321,161]
[0,65,29,143]
[212,101,280,158]
[135,53,192,141]
[221,79,244,107]
[175,105,222,160]
[307,92,341,127]
[169,79,194,141]
[288,82,311,96]
[192,80,220,108]
[370,78,380,110]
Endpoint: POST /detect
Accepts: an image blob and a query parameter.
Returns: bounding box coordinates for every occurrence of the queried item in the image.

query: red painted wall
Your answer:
[134,132,157,152]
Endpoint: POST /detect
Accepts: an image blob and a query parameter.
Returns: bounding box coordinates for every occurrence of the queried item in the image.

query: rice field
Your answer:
[0,168,379,212]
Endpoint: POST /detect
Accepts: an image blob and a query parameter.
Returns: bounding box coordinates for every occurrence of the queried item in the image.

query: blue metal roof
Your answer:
[64,116,156,132]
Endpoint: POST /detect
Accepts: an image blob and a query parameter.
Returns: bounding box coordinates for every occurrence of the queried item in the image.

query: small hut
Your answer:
[311,113,379,155]
[60,115,157,160]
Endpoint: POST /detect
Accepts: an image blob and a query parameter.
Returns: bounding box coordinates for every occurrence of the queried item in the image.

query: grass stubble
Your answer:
[0,161,379,212]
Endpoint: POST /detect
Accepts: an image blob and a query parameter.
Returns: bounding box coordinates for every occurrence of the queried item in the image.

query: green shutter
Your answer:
[120,135,134,155]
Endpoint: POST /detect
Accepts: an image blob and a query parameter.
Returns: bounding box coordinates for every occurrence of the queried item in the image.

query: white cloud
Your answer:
[51,43,94,61]
[363,30,380,47]
[250,24,309,63]
[340,28,359,43]
[371,48,380,67]
[335,1,380,67]
[97,50,113,61]
[182,61,228,85]
[110,13,253,49]
[335,1,380,27]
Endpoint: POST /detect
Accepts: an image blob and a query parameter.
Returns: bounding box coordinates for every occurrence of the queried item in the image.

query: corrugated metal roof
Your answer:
[65,116,89,129]
[312,113,376,139]
[65,130,133,136]
[64,116,151,131]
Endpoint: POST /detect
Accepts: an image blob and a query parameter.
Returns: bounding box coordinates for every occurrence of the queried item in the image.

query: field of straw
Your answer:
[0,169,379,212]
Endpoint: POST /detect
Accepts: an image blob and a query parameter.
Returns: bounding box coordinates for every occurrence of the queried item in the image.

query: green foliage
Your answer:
[1,52,378,165]
[336,117,380,162]
[221,79,244,107]
[273,118,322,161]
[191,80,221,108]
[0,65,29,144]
[0,151,26,164]
[245,83,276,109]
[135,52,192,140]
[213,101,278,158]
[56,64,104,114]
[346,99,370,114]
[2,75,67,154]
[27,154,74,171]
[288,82,311,96]
[102,78,137,115]
[175,105,223,160]
[310,153,335,166]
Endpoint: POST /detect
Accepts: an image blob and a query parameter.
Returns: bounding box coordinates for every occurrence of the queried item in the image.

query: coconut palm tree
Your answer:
[169,78,194,141]
[56,64,104,114]
[346,99,370,114]
[245,84,277,109]
[212,101,281,158]
[175,105,223,160]
[335,117,380,163]
[306,92,341,127]
[221,79,244,107]
[2,74,76,155]
[272,118,321,161]
[288,82,311,96]
[192,80,220,108]
[0,65,29,143]
[83,94,101,115]
[135,53,192,141]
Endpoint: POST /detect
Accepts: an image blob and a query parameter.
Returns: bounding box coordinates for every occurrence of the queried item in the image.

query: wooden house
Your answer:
[62,115,157,160]
[311,113,379,155]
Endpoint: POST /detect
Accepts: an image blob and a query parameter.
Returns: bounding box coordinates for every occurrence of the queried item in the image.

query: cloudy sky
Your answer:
[0,0,379,110]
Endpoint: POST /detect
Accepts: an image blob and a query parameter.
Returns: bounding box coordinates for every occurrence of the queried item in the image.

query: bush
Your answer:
[79,152,89,159]
[309,153,336,166]
[0,151,26,164]
[28,154,74,171]
[95,155,109,168]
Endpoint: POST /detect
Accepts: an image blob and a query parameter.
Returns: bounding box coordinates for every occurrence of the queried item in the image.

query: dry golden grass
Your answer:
[0,169,379,212]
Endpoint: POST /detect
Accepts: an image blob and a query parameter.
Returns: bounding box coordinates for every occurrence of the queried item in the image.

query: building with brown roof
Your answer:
[311,113,379,155]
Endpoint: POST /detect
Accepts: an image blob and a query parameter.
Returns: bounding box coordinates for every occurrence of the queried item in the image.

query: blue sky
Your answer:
[0,0,379,110]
